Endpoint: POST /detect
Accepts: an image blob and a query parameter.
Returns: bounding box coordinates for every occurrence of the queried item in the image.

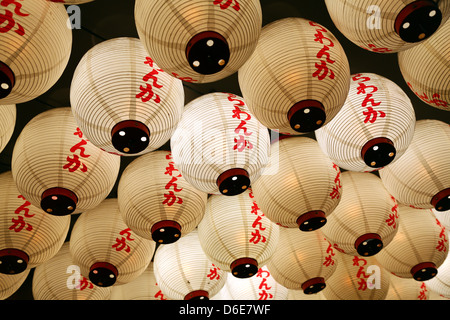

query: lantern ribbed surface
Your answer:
[215,265,289,300]
[325,0,450,53]
[110,262,170,300]
[11,107,121,216]
[375,205,449,281]
[32,242,111,300]
[379,119,450,211]
[171,92,270,196]
[1,269,30,300]
[426,250,450,298]
[0,171,70,275]
[266,228,337,295]
[251,136,341,230]
[321,171,399,257]
[288,289,326,300]
[434,208,450,230]
[322,252,390,300]
[69,198,156,287]
[0,104,15,153]
[134,0,262,83]
[238,17,350,135]
[197,189,279,278]
[70,37,184,156]
[399,20,450,111]
[385,273,430,300]
[0,0,72,104]
[315,72,416,172]
[117,150,208,243]
[153,229,227,300]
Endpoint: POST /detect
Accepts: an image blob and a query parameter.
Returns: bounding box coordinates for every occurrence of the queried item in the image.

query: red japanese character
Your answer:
[249,229,266,244]
[250,202,260,215]
[312,60,335,80]
[63,154,87,173]
[233,135,253,152]
[234,120,252,136]
[0,0,29,36]
[112,237,131,253]
[323,255,335,267]
[329,186,340,199]
[352,73,371,82]
[9,215,32,232]
[366,43,392,53]
[78,277,93,291]
[363,107,385,123]
[74,127,83,138]
[207,265,221,280]
[256,268,271,278]
[171,72,198,83]
[213,0,240,11]
[231,106,251,121]
[252,215,266,231]
[313,30,334,47]
[352,256,368,267]
[162,191,183,206]
[154,289,168,300]
[15,195,34,218]
[316,46,335,64]
[258,290,273,300]
[70,139,91,158]
[137,83,161,103]
[165,176,183,192]
[258,277,272,291]
[164,161,180,176]
[356,82,378,95]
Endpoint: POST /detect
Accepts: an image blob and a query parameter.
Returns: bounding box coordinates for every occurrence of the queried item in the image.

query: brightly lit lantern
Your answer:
[385,273,430,300]
[425,250,450,299]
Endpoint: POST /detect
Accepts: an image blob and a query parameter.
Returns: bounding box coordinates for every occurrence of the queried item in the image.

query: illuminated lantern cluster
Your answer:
[70,37,185,156]
[171,92,270,196]
[11,107,121,216]
[251,136,342,231]
[315,73,416,172]
[0,0,72,104]
[118,150,208,244]
[134,0,262,83]
[238,17,350,135]
[325,0,450,53]
[0,104,15,153]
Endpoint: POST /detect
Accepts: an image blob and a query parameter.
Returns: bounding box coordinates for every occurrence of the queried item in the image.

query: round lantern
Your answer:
[171,92,270,196]
[379,119,450,211]
[251,136,342,231]
[376,205,448,281]
[266,228,337,295]
[117,150,208,244]
[321,171,399,257]
[134,0,262,83]
[0,0,72,104]
[0,104,15,153]
[399,19,450,111]
[70,37,184,156]
[11,107,121,216]
[32,242,111,300]
[426,249,450,298]
[238,17,350,135]
[197,189,279,278]
[1,269,30,300]
[434,208,450,230]
[315,72,416,172]
[0,171,70,275]
[385,273,430,300]
[70,198,156,287]
[325,0,450,53]
[322,251,390,300]
[153,229,227,300]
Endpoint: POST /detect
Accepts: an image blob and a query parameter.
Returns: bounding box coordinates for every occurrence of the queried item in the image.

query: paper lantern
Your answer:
[322,252,390,300]
[385,273,430,300]
[315,73,416,172]
[321,171,399,257]
[171,92,270,196]
[117,150,208,244]
[153,229,227,300]
[266,228,337,295]
[434,208,450,230]
[70,37,184,156]
[1,269,30,300]
[399,19,450,111]
[0,0,72,104]
[375,205,448,281]
[238,17,350,135]
[379,119,450,211]
[11,107,121,216]
[0,171,70,275]
[0,104,15,153]
[251,136,342,231]
[325,0,450,53]
[32,242,111,300]
[287,289,326,300]
[134,0,262,83]
[426,249,450,298]
[197,189,279,278]
[69,198,155,287]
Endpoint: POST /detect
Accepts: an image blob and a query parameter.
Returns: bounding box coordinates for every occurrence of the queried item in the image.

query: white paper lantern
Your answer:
[0,269,30,300]
[134,0,262,83]
[153,229,227,300]
[434,208,450,230]
[118,150,208,244]
[11,107,121,216]
[379,119,450,211]
[251,136,342,231]
[375,205,448,281]
[321,171,399,257]
[70,37,185,156]
[0,104,15,153]
[171,92,270,196]
[266,228,337,295]
[32,242,111,300]
[198,189,279,278]
[315,73,416,172]
[385,273,430,300]
[70,198,156,287]
[238,17,350,135]
[325,0,450,53]
[0,0,72,104]
[0,171,70,275]
[426,247,450,298]
[399,19,450,111]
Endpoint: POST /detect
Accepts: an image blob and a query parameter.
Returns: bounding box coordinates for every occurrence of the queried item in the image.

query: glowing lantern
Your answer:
[426,250,450,299]
[385,274,430,300]
[0,104,15,153]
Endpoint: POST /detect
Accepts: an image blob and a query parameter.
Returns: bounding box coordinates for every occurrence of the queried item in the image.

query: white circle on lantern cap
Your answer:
[429,10,436,17]
[119,131,126,136]
[403,22,410,29]
[207,39,214,47]
[1,83,9,90]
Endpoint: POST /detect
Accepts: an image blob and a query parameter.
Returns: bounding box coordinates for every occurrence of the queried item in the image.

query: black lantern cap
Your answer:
[111,120,150,154]
[151,220,182,244]
[216,168,250,196]
[431,188,450,212]
[230,257,258,278]
[0,61,15,99]
[410,262,438,281]
[302,277,326,295]
[297,210,327,231]
[184,290,209,300]
[0,249,29,275]
[361,137,396,169]
[41,187,78,216]
[89,262,118,287]
[354,233,384,256]
[288,100,326,133]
